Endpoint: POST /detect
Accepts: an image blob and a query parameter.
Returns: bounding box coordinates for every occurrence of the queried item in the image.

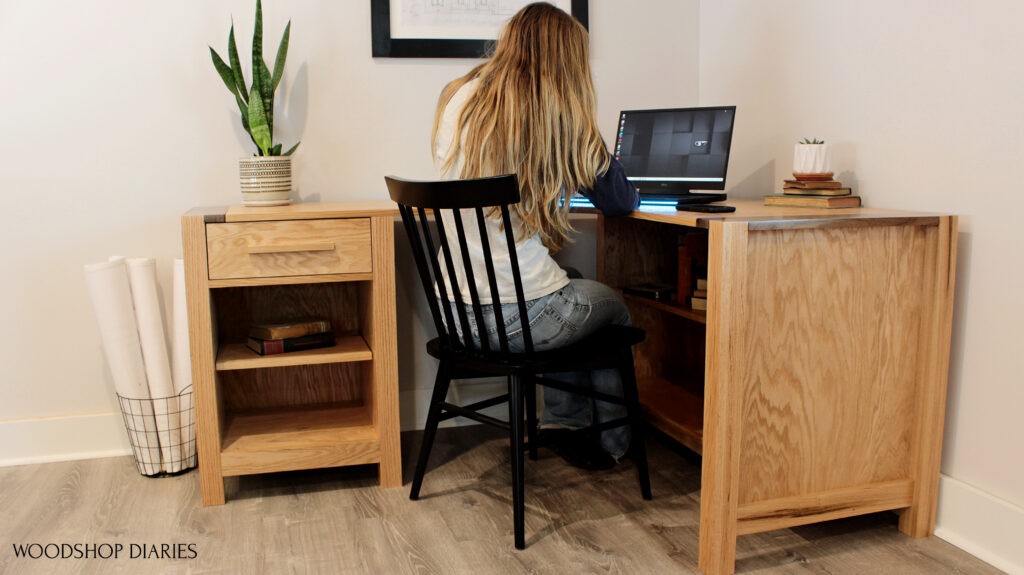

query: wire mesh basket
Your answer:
[116,386,196,477]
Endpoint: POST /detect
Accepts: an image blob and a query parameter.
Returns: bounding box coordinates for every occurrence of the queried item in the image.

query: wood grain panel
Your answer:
[224,200,397,222]
[215,336,372,371]
[736,224,932,505]
[220,363,364,411]
[899,216,958,537]
[599,216,683,288]
[628,301,706,389]
[208,272,374,288]
[182,213,227,505]
[220,405,378,476]
[737,479,914,535]
[699,220,749,575]
[637,376,704,455]
[207,219,371,280]
[624,199,943,229]
[368,215,402,488]
[211,282,362,343]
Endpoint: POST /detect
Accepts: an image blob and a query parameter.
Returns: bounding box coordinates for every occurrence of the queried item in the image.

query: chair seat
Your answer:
[426,324,645,377]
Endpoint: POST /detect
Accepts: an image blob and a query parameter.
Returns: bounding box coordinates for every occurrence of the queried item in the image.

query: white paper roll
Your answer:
[84,259,161,475]
[171,258,195,472]
[126,258,178,473]
[172,258,192,395]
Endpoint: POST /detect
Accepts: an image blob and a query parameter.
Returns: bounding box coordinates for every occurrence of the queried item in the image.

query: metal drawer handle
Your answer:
[247,242,336,255]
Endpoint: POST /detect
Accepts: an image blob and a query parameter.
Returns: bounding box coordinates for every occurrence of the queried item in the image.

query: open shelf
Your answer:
[623,292,707,325]
[220,403,379,476]
[215,335,372,371]
[637,375,704,455]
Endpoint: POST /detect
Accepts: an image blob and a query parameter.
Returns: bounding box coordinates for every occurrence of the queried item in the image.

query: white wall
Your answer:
[0,0,698,461]
[698,1,1024,572]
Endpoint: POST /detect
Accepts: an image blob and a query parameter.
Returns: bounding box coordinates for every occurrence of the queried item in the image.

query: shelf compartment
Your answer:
[220,403,379,476]
[216,335,372,371]
[638,375,704,455]
[623,292,707,324]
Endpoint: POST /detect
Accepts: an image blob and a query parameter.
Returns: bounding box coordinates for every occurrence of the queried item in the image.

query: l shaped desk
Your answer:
[594,199,957,574]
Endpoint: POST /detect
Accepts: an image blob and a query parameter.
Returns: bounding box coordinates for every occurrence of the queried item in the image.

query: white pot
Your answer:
[239,156,292,206]
[792,143,831,176]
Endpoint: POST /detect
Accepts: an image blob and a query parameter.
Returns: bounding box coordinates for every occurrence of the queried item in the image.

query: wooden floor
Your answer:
[0,427,1003,574]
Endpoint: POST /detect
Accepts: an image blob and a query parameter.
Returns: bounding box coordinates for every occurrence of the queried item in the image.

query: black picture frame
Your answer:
[371,0,589,58]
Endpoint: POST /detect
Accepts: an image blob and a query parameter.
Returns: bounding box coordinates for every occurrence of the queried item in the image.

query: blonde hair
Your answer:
[431,2,609,252]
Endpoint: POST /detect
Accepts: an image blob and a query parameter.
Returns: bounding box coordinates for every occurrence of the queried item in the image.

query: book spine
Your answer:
[250,320,331,340]
[246,332,336,355]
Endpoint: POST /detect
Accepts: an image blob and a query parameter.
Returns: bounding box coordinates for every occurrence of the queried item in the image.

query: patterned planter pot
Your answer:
[239,156,292,206]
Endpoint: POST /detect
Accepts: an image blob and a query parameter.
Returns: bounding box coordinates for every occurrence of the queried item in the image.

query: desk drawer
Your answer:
[206,219,372,280]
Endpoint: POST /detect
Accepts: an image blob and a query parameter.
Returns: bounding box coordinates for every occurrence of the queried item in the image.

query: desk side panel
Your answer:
[736,223,935,504]
[900,215,958,536]
[182,214,226,505]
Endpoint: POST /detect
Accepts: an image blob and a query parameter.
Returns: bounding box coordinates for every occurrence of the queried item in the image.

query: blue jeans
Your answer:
[447,279,632,459]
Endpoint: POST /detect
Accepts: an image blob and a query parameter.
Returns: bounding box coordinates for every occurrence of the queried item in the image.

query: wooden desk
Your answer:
[596,199,957,574]
[182,201,401,505]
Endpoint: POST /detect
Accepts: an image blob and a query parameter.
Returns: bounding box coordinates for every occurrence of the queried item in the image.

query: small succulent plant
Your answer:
[799,138,825,145]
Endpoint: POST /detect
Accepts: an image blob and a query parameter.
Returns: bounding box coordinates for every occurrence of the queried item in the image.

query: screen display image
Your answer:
[614,106,735,202]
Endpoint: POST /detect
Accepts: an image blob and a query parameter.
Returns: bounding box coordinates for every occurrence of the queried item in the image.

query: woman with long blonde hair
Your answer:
[433,2,639,469]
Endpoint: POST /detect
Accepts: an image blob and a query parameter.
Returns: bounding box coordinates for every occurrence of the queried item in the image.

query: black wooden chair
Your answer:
[385,174,651,549]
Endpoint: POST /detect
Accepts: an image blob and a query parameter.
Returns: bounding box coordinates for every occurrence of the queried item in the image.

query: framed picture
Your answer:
[372,0,589,58]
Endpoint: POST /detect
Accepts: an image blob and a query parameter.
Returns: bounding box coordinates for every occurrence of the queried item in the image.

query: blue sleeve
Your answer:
[579,156,640,216]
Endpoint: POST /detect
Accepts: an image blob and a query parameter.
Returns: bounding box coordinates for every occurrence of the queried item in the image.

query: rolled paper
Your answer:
[84,259,161,475]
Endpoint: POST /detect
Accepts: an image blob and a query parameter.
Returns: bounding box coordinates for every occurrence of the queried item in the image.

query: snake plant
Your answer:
[210,0,299,156]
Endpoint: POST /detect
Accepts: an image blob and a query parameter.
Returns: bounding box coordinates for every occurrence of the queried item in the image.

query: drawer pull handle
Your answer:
[247,242,336,255]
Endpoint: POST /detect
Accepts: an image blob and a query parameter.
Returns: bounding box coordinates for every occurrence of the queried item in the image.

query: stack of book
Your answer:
[691,278,709,311]
[246,318,336,355]
[764,178,862,208]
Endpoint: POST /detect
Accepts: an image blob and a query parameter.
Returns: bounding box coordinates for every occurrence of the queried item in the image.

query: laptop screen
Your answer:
[614,106,736,202]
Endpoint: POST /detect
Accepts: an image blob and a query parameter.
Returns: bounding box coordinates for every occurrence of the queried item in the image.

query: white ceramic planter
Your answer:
[792,143,831,178]
[239,156,292,206]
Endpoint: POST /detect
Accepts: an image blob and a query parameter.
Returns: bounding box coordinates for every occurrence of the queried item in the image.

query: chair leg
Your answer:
[525,374,538,460]
[508,374,526,549]
[410,363,453,500]
[621,356,652,500]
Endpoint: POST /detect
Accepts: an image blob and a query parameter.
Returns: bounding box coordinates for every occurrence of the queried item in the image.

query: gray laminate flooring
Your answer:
[0,427,1004,574]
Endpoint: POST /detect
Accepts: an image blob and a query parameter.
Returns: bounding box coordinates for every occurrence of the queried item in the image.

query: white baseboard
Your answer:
[0,412,130,467]
[935,474,1024,575]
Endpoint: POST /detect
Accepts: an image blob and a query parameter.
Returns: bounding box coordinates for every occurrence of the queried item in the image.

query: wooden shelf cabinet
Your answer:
[182,201,401,505]
[597,199,958,574]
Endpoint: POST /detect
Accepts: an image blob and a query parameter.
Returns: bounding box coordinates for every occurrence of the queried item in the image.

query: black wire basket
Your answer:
[116,386,196,477]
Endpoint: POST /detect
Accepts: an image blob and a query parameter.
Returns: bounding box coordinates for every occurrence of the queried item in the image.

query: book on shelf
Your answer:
[690,296,707,311]
[783,179,844,189]
[676,230,709,305]
[696,278,708,291]
[764,194,862,208]
[246,331,337,356]
[782,186,852,197]
[249,318,331,340]
[693,288,708,298]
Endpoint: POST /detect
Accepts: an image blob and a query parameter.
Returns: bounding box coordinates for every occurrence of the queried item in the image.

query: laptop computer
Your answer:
[570,105,736,210]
